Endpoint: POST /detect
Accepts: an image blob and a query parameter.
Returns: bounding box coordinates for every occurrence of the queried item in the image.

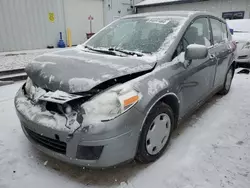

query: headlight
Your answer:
[24,77,35,96]
[24,77,46,100]
[81,84,141,121]
[242,42,250,49]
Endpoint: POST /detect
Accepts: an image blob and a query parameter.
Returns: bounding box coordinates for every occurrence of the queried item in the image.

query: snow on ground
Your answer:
[0,48,66,71]
[0,71,250,188]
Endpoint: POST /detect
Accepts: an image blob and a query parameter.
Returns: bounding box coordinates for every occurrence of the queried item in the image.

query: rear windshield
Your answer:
[85,16,185,54]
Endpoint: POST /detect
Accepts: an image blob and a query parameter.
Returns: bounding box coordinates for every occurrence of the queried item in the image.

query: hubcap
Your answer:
[225,69,233,90]
[146,113,171,155]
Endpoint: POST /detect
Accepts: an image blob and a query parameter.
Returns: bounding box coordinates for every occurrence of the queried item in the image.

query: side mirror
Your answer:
[185,44,208,61]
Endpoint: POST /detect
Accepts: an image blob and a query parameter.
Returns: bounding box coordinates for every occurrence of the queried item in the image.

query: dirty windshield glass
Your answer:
[85,17,184,54]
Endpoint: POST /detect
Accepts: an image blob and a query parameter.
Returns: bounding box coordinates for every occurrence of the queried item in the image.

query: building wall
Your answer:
[103,0,143,25]
[0,0,65,52]
[63,0,104,45]
[137,0,250,19]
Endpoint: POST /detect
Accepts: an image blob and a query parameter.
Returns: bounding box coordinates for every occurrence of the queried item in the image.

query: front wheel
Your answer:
[136,103,174,163]
[218,67,234,95]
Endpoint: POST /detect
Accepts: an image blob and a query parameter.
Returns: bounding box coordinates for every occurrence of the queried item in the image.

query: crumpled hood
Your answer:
[26,48,156,93]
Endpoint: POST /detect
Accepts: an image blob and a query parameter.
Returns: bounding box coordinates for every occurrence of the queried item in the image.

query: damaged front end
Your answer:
[15,78,92,135]
[14,75,148,167]
[15,76,142,136]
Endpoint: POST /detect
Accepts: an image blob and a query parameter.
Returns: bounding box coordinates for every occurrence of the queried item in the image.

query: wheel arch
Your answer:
[135,92,180,161]
[141,92,180,131]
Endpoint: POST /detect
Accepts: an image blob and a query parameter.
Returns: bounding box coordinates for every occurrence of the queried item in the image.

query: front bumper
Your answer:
[15,87,145,168]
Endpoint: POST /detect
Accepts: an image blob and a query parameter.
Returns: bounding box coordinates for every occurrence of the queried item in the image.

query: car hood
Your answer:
[26,48,156,93]
[233,33,250,43]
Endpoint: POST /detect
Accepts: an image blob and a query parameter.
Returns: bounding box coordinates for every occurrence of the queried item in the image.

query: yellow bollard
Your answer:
[67,28,72,47]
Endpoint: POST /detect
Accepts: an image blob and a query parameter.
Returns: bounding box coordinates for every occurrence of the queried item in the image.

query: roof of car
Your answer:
[124,11,213,19]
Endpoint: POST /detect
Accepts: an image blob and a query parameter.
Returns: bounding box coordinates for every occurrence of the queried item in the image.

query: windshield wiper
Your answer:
[84,45,121,56]
[108,47,144,57]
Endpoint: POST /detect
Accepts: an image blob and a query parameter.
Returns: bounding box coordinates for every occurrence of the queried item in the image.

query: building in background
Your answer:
[103,0,143,25]
[0,0,65,52]
[0,0,147,52]
[0,0,104,52]
[64,0,104,46]
[136,0,250,20]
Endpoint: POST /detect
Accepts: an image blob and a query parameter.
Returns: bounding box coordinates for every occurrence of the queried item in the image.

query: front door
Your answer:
[175,17,217,117]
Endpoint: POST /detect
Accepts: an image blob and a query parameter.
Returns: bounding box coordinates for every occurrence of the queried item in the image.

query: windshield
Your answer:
[84,16,185,54]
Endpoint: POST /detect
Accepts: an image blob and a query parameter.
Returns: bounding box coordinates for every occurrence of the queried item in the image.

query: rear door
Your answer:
[209,18,231,89]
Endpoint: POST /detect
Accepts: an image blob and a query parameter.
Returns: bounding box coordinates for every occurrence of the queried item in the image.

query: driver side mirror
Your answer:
[185,44,208,61]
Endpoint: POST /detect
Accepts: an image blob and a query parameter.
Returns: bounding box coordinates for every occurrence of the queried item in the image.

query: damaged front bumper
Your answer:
[14,86,145,168]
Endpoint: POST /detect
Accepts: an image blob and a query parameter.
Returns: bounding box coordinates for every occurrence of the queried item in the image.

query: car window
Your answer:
[99,22,136,47]
[210,18,224,44]
[86,17,185,54]
[221,22,228,41]
[172,17,211,60]
[183,18,212,49]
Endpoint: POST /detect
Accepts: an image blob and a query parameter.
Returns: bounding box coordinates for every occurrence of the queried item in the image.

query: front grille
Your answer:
[25,127,66,154]
[46,102,63,115]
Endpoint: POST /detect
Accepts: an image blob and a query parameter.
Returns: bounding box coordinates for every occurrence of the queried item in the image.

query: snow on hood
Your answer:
[227,19,250,43]
[232,33,250,43]
[227,19,250,33]
[25,48,156,93]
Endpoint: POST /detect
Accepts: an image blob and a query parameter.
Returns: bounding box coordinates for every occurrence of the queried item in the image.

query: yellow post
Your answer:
[67,28,72,47]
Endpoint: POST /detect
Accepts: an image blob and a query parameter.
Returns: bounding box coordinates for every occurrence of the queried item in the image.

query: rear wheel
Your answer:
[218,67,234,95]
[136,103,174,163]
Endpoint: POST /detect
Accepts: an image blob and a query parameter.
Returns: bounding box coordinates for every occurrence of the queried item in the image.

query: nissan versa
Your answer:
[15,11,236,168]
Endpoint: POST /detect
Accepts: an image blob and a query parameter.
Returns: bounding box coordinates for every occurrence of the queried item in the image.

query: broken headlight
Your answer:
[24,77,46,101]
[81,84,141,121]
[24,77,35,97]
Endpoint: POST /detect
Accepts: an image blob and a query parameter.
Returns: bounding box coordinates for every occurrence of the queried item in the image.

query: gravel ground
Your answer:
[0,48,66,71]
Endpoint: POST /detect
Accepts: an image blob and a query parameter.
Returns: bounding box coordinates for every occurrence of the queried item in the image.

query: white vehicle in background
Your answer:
[227,19,250,66]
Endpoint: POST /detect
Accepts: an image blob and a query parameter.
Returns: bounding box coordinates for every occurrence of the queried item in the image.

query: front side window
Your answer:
[85,16,185,54]
[172,17,211,59]
[183,18,212,49]
[210,18,224,44]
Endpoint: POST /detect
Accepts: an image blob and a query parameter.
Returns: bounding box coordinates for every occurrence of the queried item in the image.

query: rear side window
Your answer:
[210,18,224,44]
[221,23,228,41]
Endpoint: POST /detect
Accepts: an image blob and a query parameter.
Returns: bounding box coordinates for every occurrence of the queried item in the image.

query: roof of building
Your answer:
[124,10,197,18]
[136,0,207,7]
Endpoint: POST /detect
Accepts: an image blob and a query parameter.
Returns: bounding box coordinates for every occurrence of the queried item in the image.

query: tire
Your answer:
[136,103,174,163]
[218,66,234,95]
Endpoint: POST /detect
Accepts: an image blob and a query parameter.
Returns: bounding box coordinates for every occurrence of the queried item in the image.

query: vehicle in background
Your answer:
[15,11,236,168]
[227,19,250,67]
